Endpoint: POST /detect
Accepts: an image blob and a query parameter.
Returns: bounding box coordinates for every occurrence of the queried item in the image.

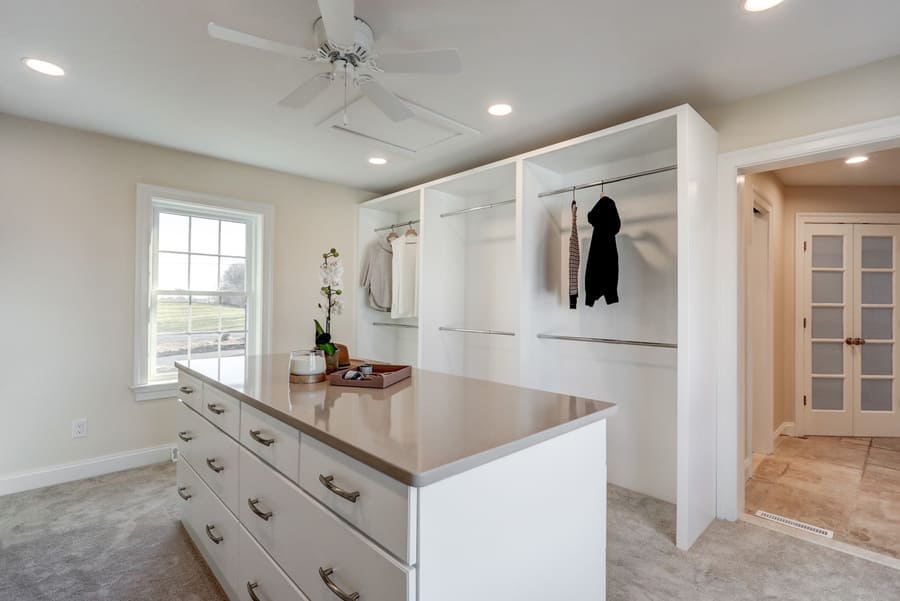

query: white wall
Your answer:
[0,113,372,479]
[702,54,900,153]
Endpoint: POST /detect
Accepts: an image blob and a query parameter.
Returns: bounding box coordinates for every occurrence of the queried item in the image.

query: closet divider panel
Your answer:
[356,191,422,366]
[520,116,680,504]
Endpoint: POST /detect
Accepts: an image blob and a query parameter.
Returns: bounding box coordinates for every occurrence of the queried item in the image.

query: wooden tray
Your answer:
[328,364,412,388]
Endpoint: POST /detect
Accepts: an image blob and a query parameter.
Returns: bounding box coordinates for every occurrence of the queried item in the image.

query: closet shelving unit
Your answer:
[356,189,421,366]
[356,105,718,550]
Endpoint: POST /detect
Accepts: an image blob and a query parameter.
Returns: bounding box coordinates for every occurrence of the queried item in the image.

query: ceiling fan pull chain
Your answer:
[343,63,350,126]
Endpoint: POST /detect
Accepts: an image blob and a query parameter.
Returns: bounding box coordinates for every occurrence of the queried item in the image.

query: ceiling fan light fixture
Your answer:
[368,157,387,166]
[22,57,65,76]
[488,103,512,117]
[741,0,785,12]
[845,156,869,165]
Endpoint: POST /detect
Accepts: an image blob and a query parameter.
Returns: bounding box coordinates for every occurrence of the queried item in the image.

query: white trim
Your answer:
[716,114,900,522]
[774,421,795,438]
[131,381,179,402]
[0,444,176,497]
[133,184,274,398]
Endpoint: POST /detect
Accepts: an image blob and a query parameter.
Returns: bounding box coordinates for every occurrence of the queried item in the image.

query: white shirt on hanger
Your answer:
[391,232,418,319]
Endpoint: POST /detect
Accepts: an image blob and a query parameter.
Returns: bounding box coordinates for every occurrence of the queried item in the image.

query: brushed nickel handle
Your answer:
[247,582,262,601]
[318,474,360,503]
[177,486,192,501]
[249,429,275,447]
[318,567,360,601]
[207,403,225,415]
[179,386,194,395]
[247,497,273,521]
[205,524,223,544]
[178,431,193,442]
[206,458,224,473]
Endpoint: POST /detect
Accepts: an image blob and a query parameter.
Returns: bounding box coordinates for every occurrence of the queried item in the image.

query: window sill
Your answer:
[132,381,178,402]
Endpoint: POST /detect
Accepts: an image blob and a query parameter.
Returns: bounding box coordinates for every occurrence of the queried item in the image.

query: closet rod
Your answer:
[439,327,516,337]
[373,322,418,329]
[374,219,419,233]
[537,333,676,349]
[439,199,515,219]
[537,164,678,198]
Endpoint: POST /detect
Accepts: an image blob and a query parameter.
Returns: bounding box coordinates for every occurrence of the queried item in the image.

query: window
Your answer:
[134,185,272,400]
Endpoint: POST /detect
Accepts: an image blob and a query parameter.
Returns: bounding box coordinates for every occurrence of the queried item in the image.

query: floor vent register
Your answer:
[755,510,834,539]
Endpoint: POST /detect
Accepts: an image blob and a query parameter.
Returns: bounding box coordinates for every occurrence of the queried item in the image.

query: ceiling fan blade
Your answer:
[376,49,462,74]
[360,79,414,122]
[317,0,356,48]
[279,75,333,108]
[208,22,316,59]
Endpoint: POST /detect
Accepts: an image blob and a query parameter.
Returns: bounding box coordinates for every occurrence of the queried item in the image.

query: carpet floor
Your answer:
[2,462,899,600]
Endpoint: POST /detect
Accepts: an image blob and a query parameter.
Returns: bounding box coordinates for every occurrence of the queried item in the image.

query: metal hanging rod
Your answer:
[439,327,516,337]
[537,165,678,198]
[374,219,419,233]
[440,199,515,219]
[537,333,676,349]
[373,322,418,329]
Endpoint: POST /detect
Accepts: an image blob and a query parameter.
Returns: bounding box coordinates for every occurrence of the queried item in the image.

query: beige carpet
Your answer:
[2,462,900,600]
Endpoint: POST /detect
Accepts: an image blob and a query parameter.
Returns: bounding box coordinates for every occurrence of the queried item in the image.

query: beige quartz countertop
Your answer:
[176,354,616,487]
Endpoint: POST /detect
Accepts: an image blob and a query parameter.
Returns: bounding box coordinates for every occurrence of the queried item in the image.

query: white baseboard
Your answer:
[774,421,795,438]
[0,443,176,497]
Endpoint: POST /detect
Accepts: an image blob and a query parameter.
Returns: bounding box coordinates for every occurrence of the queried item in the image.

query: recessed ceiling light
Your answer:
[845,156,869,165]
[488,103,512,117]
[22,57,65,77]
[742,0,785,12]
[368,157,387,166]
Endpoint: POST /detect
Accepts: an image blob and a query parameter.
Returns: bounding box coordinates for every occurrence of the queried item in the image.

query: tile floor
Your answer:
[746,435,900,559]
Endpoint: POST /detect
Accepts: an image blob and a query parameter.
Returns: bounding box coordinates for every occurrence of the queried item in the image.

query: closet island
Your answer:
[175,354,616,601]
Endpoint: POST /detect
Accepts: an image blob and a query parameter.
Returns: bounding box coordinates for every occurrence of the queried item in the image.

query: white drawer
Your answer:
[175,453,203,524]
[299,436,417,563]
[192,472,241,596]
[238,525,310,601]
[180,401,241,513]
[241,402,300,483]
[177,370,203,411]
[176,400,207,470]
[239,448,415,601]
[202,384,241,439]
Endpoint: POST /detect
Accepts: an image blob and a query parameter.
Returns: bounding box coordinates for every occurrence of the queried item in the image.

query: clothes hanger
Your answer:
[386,225,399,242]
[404,220,418,237]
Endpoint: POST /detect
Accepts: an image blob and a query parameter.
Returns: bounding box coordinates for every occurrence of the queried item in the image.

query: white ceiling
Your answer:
[2,0,900,194]
[774,146,900,187]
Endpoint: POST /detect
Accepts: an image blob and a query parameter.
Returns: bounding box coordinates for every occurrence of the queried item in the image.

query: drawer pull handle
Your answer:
[179,386,194,395]
[178,431,193,442]
[207,403,225,415]
[250,429,276,447]
[319,474,360,503]
[319,567,360,601]
[205,524,223,544]
[247,582,262,601]
[177,486,192,501]
[206,458,225,473]
[247,497,273,521]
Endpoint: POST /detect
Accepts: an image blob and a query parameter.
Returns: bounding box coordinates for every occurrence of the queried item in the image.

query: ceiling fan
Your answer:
[208,0,462,123]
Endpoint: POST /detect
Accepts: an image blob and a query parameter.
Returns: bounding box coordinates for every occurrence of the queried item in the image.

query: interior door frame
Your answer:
[747,193,775,465]
[795,213,900,436]
[715,113,900,522]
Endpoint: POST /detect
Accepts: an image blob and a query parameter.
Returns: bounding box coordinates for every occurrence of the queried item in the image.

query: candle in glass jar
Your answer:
[290,350,326,375]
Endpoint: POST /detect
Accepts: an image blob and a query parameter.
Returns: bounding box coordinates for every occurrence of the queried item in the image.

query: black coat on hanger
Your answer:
[584,196,621,306]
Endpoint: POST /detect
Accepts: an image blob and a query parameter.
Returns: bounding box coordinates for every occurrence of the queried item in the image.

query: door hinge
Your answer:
[803,395,807,407]
[803,317,807,329]
[803,240,807,252]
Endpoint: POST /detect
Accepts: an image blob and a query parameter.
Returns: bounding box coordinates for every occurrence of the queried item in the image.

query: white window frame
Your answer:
[133,184,274,401]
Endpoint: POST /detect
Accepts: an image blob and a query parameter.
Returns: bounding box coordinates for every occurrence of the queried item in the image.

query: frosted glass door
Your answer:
[803,225,853,436]
[852,225,900,436]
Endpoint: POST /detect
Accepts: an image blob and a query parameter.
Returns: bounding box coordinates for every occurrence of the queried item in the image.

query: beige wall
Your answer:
[0,113,372,477]
[701,54,900,153]
[774,186,900,428]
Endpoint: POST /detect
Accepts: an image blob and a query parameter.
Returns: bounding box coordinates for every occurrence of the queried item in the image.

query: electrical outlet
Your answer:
[72,418,88,439]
